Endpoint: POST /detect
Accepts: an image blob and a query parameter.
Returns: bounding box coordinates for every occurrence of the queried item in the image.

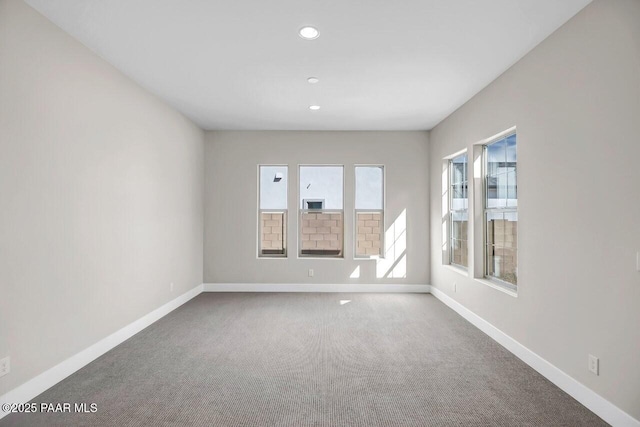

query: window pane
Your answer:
[451,178,467,203]
[484,133,517,287]
[451,155,466,185]
[300,166,343,209]
[260,166,287,209]
[507,171,517,207]
[450,210,468,267]
[452,180,462,202]
[451,154,468,210]
[506,134,517,162]
[300,211,343,257]
[300,166,344,258]
[487,245,518,286]
[449,153,468,268]
[355,166,384,258]
[503,212,518,253]
[486,140,507,208]
[500,212,518,285]
[259,165,287,257]
[260,211,287,256]
[355,166,383,209]
[486,245,502,280]
[485,211,517,285]
[486,211,504,249]
[496,172,508,208]
[486,139,505,177]
[355,212,382,257]
[486,175,498,208]
[451,239,468,268]
[451,211,468,240]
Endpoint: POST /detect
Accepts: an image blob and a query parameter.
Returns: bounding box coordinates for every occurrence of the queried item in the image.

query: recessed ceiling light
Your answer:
[299,26,319,40]
[307,77,319,84]
[309,105,321,111]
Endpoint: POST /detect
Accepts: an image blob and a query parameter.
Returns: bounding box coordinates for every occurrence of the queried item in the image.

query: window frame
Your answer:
[448,153,469,269]
[297,164,345,259]
[257,164,289,259]
[482,131,518,291]
[354,164,385,260]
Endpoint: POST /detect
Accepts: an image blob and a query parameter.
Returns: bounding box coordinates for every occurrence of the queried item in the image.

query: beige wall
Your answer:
[429,0,640,419]
[205,131,429,284]
[3,0,637,419]
[0,0,204,395]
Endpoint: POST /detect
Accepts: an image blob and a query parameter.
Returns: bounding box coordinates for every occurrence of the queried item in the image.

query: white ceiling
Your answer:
[25,0,592,131]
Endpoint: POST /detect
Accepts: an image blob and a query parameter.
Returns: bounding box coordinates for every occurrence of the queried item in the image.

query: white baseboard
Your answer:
[429,286,640,427]
[203,283,431,293]
[0,284,203,420]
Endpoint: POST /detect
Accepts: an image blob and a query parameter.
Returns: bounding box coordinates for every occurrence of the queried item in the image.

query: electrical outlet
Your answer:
[308,269,314,277]
[170,282,174,292]
[588,354,599,375]
[0,357,10,377]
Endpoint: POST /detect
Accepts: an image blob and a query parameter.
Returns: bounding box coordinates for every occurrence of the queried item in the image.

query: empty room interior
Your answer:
[1,0,639,425]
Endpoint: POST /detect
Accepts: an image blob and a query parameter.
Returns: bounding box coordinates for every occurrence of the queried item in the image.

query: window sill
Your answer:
[443,264,469,277]
[474,278,518,298]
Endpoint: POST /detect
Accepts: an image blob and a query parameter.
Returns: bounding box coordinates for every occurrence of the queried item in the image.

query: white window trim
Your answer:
[257,164,289,259]
[297,164,345,260]
[354,164,385,260]
[448,153,469,269]
[475,127,518,293]
[441,149,467,268]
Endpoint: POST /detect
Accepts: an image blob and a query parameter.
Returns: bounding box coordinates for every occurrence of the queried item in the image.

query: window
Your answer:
[299,166,344,257]
[258,165,287,257]
[355,166,384,258]
[449,154,468,268]
[484,133,517,288]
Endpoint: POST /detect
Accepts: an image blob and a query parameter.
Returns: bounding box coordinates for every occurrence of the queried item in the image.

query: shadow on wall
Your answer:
[376,209,407,279]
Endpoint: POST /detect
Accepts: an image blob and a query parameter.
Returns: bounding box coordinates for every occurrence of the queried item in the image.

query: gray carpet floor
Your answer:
[1,293,607,426]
